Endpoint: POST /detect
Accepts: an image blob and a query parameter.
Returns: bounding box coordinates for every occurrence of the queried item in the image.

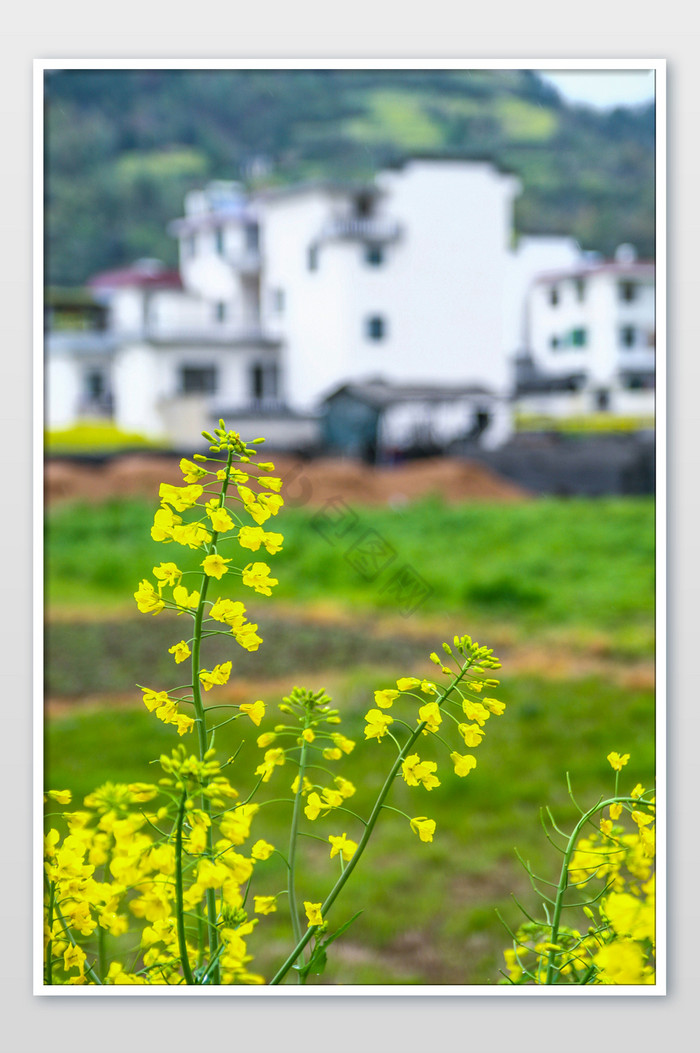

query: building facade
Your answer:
[514,247,655,422]
[46,158,654,452]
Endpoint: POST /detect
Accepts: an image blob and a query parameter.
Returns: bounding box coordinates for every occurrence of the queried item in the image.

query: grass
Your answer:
[46,495,655,653]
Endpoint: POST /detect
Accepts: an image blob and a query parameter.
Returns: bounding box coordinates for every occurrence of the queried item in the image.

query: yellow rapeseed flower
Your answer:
[168,640,191,664]
[328,833,358,862]
[172,585,200,609]
[450,752,477,777]
[158,482,204,511]
[199,662,232,691]
[304,902,324,927]
[201,553,232,579]
[241,561,278,596]
[458,723,484,748]
[239,700,266,726]
[396,677,421,692]
[409,817,436,843]
[364,709,394,741]
[374,689,399,708]
[251,839,275,860]
[417,701,442,734]
[607,751,631,772]
[134,580,165,615]
[254,895,277,915]
[152,562,183,592]
[206,505,235,533]
[180,457,208,483]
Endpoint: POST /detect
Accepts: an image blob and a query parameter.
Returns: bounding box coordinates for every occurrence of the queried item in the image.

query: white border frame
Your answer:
[34,57,666,997]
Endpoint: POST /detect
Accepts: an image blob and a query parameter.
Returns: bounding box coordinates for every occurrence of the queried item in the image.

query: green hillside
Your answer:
[44,68,655,286]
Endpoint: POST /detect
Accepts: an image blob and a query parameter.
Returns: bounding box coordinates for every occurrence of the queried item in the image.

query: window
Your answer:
[355,192,374,218]
[366,315,386,341]
[84,370,105,400]
[620,325,636,348]
[245,222,259,251]
[623,374,648,391]
[180,366,217,395]
[250,362,279,402]
[570,328,587,348]
[549,285,559,306]
[574,278,586,302]
[307,245,319,272]
[618,280,638,302]
[365,244,383,267]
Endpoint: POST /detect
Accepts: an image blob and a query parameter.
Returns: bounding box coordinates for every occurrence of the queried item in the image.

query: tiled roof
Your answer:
[533,261,655,284]
[88,262,183,291]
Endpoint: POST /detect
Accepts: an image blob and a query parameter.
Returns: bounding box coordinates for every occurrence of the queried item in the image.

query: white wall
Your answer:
[46,354,81,429]
[259,189,353,408]
[529,267,655,387]
[504,235,584,357]
[258,161,521,411]
[112,343,164,436]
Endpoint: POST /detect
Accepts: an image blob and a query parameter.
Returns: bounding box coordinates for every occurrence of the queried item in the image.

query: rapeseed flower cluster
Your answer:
[362,635,503,844]
[502,755,656,986]
[45,422,509,987]
[44,752,274,985]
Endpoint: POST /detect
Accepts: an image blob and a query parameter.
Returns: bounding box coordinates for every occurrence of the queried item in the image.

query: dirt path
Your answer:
[44,603,653,717]
[45,452,530,507]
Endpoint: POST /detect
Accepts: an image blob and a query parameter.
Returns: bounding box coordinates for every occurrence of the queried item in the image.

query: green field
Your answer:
[44,494,656,985]
[46,495,655,650]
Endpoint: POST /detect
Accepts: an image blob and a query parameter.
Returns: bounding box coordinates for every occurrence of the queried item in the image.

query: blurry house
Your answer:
[322,379,508,462]
[513,245,655,423]
[46,157,613,451]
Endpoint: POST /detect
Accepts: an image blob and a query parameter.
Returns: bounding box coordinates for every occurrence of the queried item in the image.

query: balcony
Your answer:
[223,249,262,275]
[319,217,402,244]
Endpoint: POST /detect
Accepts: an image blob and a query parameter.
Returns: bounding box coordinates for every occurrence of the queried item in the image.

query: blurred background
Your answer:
[43,66,656,984]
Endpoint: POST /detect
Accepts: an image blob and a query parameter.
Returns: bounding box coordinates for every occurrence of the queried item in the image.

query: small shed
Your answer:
[321,378,510,462]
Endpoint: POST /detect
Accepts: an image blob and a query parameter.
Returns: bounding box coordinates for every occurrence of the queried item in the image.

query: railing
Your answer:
[223,249,262,273]
[319,217,402,243]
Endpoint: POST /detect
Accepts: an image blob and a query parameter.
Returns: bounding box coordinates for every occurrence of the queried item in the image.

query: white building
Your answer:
[514,245,655,421]
[47,157,648,451]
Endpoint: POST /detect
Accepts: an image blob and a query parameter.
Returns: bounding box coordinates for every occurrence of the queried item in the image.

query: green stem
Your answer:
[544,795,651,984]
[187,446,234,984]
[287,731,310,979]
[51,896,103,985]
[45,880,55,985]
[269,662,472,986]
[175,791,196,985]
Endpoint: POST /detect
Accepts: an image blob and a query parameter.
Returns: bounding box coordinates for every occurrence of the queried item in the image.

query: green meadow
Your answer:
[44,493,656,984]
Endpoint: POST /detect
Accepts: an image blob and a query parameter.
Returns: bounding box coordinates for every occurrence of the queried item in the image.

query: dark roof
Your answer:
[210,404,318,421]
[533,261,655,284]
[323,378,496,408]
[88,261,183,291]
[381,153,519,179]
[515,373,586,395]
